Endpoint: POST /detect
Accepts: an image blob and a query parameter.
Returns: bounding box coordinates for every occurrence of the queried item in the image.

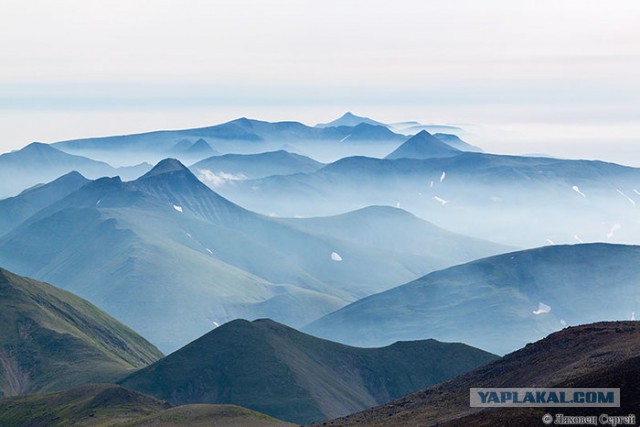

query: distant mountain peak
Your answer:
[20,142,58,153]
[385,130,461,160]
[316,112,387,128]
[140,158,191,179]
[186,138,214,154]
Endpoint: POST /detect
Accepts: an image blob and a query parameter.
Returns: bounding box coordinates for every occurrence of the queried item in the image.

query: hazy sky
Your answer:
[1,1,639,163]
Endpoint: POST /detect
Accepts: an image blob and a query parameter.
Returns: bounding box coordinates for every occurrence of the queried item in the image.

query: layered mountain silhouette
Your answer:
[0,384,293,427]
[224,152,640,246]
[305,244,640,354]
[0,171,89,237]
[120,319,498,424]
[385,130,462,159]
[0,267,162,397]
[191,150,324,181]
[170,138,219,162]
[0,143,149,198]
[0,159,505,352]
[318,322,640,426]
[52,117,406,164]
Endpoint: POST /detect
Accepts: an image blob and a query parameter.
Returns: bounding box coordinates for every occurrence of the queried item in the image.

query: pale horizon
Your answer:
[2,0,639,164]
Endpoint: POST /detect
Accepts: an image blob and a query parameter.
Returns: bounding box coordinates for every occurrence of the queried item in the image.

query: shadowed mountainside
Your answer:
[120,319,498,424]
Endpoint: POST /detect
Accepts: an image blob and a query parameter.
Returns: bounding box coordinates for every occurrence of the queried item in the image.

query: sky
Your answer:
[1,0,639,163]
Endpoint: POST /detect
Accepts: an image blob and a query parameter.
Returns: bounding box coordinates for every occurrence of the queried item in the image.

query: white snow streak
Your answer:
[331,252,343,262]
[574,235,584,243]
[205,248,213,254]
[340,135,351,143]
[440,171,446,183]
[546,239,556,245]
[433,196,448,205]
[607,223,621,240]
[616,189,636,206]
[173,205,183,213]
[572,185,586,198]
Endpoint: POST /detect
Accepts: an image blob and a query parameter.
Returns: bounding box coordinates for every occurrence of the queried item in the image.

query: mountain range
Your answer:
[119,318,498,424]
[0,158,506,352]
[318,321,640,426]
[220,152,640,246]
[0,142,149,198]
[50,117,408,164]
[0,267,162,397]
[305,243,640,355]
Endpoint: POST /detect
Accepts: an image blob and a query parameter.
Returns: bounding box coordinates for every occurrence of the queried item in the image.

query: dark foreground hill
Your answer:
[120,319,498,424]
[305,243,640,355]
[0,268,162,397]
[318,321,640,426]
[0,384,293,427]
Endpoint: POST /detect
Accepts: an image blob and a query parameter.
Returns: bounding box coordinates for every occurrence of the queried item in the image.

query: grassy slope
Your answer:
[0,384,294,427]
[0,268,163,397]
[120,319,497,424]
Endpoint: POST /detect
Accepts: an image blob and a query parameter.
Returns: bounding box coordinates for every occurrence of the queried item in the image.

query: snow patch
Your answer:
[331,252,343,262]
[572,185,586,198]
[173,205,183,213]
[197,169,247,188]
[607,223,621,240]
[433,196,448,205]
[439,171,446,183]
[616,189,636,206]
[532,302,551,315]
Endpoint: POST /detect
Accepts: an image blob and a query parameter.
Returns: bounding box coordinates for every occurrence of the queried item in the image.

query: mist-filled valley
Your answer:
[1,112,639,425]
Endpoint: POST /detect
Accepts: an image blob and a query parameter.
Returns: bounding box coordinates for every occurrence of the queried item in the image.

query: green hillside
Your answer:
[0,268,163,397]
[120,319,497,424]
[0,384,293,427]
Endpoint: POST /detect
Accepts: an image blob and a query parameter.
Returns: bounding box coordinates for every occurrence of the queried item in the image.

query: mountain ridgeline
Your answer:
[119,318,498,424]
